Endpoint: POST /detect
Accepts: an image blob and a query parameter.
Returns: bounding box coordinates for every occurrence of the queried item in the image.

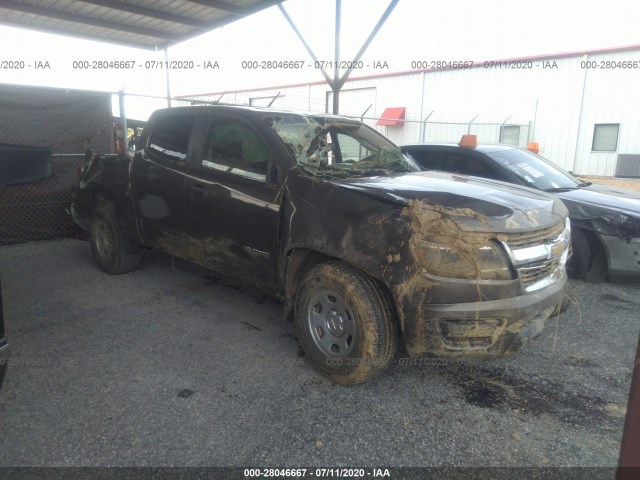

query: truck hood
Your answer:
[332,171,567,232]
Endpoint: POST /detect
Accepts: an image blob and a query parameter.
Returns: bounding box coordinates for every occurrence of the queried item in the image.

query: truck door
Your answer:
[184,113,282,290]
[132,111,196,255]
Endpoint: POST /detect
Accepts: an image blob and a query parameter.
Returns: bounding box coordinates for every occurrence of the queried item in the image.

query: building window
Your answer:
[592,124,619,152]
[500,125,520,146]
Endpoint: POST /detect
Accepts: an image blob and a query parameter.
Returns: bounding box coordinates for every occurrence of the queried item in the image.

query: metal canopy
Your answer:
[279,0,398,114]
[0,0,282,50]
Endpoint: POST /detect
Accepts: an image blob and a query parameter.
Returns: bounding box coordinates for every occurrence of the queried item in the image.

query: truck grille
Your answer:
[518,258,561,285]
[505,222,565,249]
[502,219,570,292]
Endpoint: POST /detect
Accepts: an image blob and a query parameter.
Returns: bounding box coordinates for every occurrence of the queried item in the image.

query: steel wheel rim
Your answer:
[94,220,115,263]
[306,288,357,358]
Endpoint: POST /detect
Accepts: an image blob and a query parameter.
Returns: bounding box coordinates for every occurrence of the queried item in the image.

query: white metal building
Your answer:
[190,45,640,177]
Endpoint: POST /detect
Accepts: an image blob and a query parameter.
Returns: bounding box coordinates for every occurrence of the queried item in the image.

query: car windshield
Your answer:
[485,148,582,191]
[265,114,419,177]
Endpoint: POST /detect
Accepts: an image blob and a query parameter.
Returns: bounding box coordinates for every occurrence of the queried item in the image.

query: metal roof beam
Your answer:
[278,3,332,87]
[338,0,399,88]
[185,0,246,15]
[2,0,181,41]
[0,18,151,49]
[78,0,211,30]
[155,0,283,49]
[187,0,282,16]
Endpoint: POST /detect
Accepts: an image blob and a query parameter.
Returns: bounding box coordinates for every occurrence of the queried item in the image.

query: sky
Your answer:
[1,0,638,117]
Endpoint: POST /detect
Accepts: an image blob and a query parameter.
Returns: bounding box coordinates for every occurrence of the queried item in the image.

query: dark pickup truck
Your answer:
[72,105,570,384]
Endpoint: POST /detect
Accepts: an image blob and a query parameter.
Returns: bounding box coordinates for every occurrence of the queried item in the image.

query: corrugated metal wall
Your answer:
[572,50,640,176]
[202,48,640,176]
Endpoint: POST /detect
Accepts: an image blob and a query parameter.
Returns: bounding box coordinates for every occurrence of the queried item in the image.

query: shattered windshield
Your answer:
[265,114,419,177]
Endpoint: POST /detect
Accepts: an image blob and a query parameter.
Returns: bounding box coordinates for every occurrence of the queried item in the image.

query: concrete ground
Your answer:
[580,176,640,193]
[0,238,638,470]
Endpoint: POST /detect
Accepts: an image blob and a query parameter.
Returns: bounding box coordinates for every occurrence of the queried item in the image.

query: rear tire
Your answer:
[90,203,140,275]
[295,261,397,385]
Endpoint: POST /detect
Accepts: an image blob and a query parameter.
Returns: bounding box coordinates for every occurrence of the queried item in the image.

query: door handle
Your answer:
[192,183,208,198]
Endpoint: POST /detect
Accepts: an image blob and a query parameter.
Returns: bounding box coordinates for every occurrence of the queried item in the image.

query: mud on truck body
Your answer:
[71,105,570,384]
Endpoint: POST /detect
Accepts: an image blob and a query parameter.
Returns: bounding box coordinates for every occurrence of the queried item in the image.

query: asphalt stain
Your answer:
[600,293,636,305]
[200,274,274,305]
[565,356,600,368]
[450,366,621,429]
[240,321,263,332]
[464,381,509,407]
[177,389,195,399]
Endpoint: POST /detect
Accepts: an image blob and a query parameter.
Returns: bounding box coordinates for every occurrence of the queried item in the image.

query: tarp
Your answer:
[0,144,52,187]
[0,84,112,154]
[0,84,113,244]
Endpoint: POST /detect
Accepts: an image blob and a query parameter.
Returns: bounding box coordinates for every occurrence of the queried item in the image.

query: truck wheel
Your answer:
[566,228,590,279]
[90,203,140,275]
[295,261,397,384]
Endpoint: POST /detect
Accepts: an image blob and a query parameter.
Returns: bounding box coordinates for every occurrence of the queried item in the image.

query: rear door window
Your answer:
[406,149,445,170]
[442,153,502,180]
[148,113,195,166]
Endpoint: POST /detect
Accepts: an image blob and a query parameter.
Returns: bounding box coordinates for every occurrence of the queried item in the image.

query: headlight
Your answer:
[417,240,514,280]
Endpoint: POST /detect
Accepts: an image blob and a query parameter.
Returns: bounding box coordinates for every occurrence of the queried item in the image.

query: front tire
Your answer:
[295,261,397,384]
[567,228,608,282]
[567,228,591,279]
[90,203,140,274]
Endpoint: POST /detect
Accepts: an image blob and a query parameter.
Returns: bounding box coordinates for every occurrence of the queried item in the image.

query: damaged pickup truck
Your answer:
[72,106,570,384]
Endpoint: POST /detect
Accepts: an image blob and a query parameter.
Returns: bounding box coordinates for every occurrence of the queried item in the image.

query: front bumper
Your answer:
[0,339,8,390]
[401,271,567,359]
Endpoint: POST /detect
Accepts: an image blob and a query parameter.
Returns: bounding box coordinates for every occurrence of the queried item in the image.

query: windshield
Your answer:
[265,114,419,177]
[485,148,581,191]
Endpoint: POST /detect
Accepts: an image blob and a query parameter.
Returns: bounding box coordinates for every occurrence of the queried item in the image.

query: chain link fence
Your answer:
[0,84,112,245]
[0,84,529,245]
[0,155,87,244]
[176,92,531,147]
[367,117,531,148]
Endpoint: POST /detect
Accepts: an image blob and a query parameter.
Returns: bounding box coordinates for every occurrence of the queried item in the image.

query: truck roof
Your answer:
[150,104,360,124]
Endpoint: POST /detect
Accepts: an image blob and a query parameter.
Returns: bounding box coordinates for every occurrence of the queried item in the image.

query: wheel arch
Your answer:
[282,247,399,329]
[293,258,399,384]
[572,226,609,282]
[87,186,143,246]
[283,248,335,321]
[91,189,115,209]
[584,228,611,279]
